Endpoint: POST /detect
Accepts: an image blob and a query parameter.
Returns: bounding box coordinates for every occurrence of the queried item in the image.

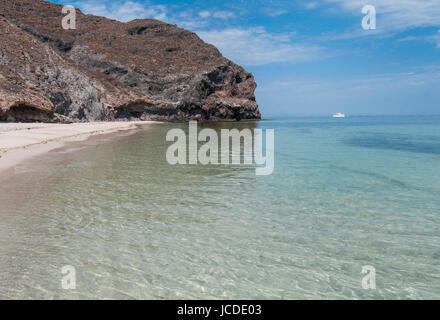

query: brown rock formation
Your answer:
[0,0,260,122]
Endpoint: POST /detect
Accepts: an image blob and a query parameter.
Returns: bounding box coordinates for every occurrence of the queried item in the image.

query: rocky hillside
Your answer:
[0,0,260,122]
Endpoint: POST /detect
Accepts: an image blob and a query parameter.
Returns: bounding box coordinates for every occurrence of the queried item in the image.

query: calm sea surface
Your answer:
[0,116,439,299]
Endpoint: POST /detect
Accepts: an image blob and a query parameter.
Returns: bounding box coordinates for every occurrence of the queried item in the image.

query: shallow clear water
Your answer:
[0,116,439,299]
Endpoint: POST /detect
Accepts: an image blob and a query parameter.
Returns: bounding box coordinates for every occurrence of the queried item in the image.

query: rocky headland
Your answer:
[0,0,260,123]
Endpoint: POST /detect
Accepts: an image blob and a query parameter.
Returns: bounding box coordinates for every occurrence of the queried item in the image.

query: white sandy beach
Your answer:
[0,121,155,173]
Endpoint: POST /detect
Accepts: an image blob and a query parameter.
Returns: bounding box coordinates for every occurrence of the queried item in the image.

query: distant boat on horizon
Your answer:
[332,113,346,118]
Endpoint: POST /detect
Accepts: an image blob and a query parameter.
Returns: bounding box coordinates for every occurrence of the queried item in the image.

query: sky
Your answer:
[53,0,440,116]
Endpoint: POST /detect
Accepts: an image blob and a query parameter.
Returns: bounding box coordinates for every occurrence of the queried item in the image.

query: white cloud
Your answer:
[304,2,319,10]
[397,30,440,48]
[74,1,236,28]
[212,11,236,20]
[198,10,211,18]
[261,8,288,17]
[197,27,328,66]
[75,0,167,22]
[196,10,235,20]
[312,0,440,42]
[326,0,440,32]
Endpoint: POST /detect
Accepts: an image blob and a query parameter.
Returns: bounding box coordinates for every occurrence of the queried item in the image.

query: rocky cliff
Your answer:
[0,0,260,122]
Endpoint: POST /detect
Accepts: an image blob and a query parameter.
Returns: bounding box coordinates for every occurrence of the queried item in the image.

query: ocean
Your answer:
[0,116,439,299]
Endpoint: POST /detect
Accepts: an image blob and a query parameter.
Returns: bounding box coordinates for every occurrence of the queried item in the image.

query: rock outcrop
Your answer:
[0,0,260,122]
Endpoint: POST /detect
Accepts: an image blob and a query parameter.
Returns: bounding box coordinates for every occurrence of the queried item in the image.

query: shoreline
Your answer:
[0,121,158,176]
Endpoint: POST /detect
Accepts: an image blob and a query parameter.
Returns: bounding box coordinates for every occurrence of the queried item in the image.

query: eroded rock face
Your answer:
[0,0,260,122]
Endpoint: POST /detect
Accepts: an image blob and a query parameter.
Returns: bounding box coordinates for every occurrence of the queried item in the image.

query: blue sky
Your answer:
[54,0,440,116]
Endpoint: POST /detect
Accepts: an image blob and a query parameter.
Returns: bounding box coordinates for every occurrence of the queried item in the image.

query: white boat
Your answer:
[332,113,346,118]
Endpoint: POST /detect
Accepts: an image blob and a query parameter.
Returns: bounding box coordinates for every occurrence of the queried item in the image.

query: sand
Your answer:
[0,121,156,174]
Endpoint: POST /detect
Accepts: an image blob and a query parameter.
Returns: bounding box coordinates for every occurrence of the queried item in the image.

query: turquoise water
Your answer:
[0,116,439,299]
